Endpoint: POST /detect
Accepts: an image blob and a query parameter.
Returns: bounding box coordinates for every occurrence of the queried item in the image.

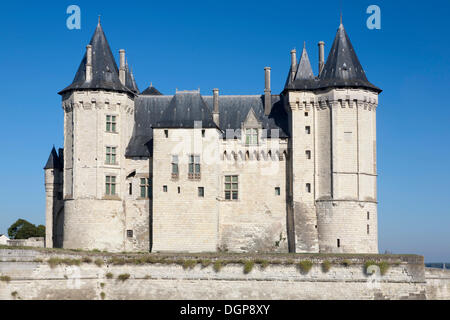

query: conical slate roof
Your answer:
[284,23,381,93]
[125,63,139,93]
[141,85,162,95]
[318,23,380,92]
[154,91,218,129]
[44,147,62,170]
[58,22,134,95]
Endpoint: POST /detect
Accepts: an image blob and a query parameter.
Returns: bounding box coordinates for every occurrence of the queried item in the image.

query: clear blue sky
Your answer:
[0,0,448,262]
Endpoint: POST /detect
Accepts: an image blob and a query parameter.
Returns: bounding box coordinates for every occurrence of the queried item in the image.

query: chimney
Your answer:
[213,88,220,127]
[290,49,297,82]
[86,45,92,82]
[264,67,272,116]
[318,41,325,76]
[119,49,126,85]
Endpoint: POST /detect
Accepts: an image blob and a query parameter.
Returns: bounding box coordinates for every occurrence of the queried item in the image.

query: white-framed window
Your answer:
[105,175,117,196]
[188,155,200,179]
[224,175,238,200]
[171,155,179,179]
[140,178,151,198]
[106,115,117,132]
[245,128,258,145]
[105,146,117,165]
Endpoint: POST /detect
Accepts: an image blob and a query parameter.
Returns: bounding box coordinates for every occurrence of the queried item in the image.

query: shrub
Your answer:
[118,273,130,282]
[0,275,11,282]
[378,261,390,275]
[11,291,18,298]
[298,260,313,274]
[257,260,269,270]
[243,261,254,274]
[94,259,104,267]
[100,283,105,288]
[82,257,92,263]
[322,260,331,273]
[105,272,114,279]
[182,260,197,270]
[47,258,81,268]
[200,259,212,268]
[100,292,106,300]
[213,261,223,273]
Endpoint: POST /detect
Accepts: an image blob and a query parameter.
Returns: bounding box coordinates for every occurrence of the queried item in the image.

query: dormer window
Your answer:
[245,128,258,145]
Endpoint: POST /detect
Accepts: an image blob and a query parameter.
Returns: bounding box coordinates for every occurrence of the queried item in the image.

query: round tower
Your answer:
[58,20,138,251]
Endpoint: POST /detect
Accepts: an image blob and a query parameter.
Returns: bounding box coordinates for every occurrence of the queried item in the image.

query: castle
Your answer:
[44,19,381,254]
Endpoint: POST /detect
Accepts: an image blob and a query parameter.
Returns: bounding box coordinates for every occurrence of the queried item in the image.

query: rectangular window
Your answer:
[306,183,311,193]
[201,129,205,137]
[306,150,311,159]
[198,187,204,197]
[337,239,341,248]
[305,112,309,117]
[177,186,181,194]
[171,155,179,179]
[305,126,311,134]
[163,185,167,192]
[245,128,258,145]
[105,176,116,196]
[106,115,117,133]
[140,178,151,198]
[127,230,133,238]
[164,130,168,138]
[367,212,370,220]
[225,175,238,200]
[105,146,117,164]
[367,224,370,235]
[129,183,132,195]
[188,155,201,179]
[275,187,281,196]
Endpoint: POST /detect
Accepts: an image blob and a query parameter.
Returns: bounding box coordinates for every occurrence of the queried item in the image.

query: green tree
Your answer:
[7,219,45,239]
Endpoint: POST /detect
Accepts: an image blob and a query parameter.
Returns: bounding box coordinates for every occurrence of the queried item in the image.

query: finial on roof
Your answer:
[98,15,101,25]
[303,41,306,49]
[340,11,343,25]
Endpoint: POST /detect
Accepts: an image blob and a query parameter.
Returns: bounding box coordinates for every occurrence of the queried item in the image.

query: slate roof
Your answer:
[141,85,162,95]
[44,147,62,170]
[125,93,289,158]
[58,22,136,95]
[284,23,381,93]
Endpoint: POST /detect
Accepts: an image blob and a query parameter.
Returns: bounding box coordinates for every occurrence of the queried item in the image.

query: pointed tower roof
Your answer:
[318,23,381,92]
[285,46,318,90]
[44,147,62,170]
[141,84,162,95]
[125,62,139,93]
[59,21,133,95]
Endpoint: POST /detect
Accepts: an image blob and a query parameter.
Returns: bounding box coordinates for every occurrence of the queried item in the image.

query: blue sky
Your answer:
[0,0,448,262]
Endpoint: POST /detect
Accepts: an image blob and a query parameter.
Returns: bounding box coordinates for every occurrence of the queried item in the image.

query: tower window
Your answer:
[224,175,238,200]
[105,146,117,165]
[306,183,311,193]
[127,230,133,238]
[367,225,370,235]
[367,212,370,220]
[245,128,258,145]
[305,126,311,134]
[164,130,168,138]
[140,178,151,198]
[106,115,117,133]
[275,187,281,196]
[163,185,167,192]
[306,150,311,159]
[178,186,181,194]
[105,176,116,196]
[188,155,201,179]
[337,239,341,248]
[305,112,309,117]
[202,129,205,137]
[129,183,132,195]
[171,155,179,179]
[198,187,204,197]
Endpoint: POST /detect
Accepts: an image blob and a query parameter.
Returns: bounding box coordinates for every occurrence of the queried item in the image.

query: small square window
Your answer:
[305,126,311,134]
[305,112,309,117]
[198,187,204,197]
[275,187,280,196]
[127,230,133,238]
[163,185,167,192]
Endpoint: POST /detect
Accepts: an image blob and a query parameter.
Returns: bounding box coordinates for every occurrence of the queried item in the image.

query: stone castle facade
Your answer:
[44,20,381,253]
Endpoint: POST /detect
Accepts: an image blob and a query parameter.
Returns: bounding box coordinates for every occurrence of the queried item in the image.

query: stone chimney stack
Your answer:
[290,49,297,82]
[86,45,92,82]
[119,49,126,85]
[213,88,220,127]
[318,41,325,76]
[264,67,272,115]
